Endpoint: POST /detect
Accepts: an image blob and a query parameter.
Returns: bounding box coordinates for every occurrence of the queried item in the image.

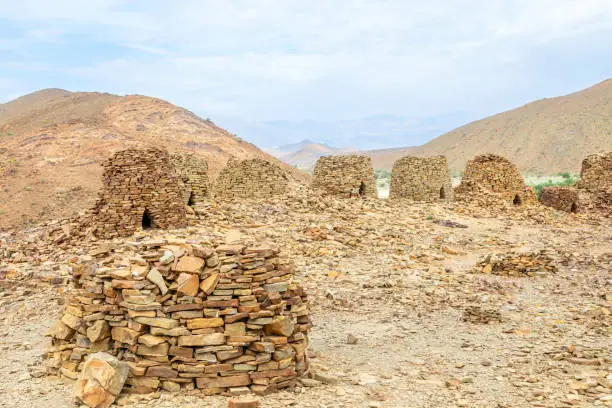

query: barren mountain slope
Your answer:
[362,79,612,173]
[280,143,357,169]
[0,90,308,229]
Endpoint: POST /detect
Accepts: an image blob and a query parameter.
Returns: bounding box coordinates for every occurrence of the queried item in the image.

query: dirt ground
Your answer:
[0,196,610,408]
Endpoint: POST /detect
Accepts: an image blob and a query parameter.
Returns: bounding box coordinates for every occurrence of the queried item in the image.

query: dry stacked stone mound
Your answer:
[389,155,453,202]
[539,187,582,213]
[576,151,612,192]
[311,155,377,198]
[45,240,311,396]
[170,153,211,206]
[90,148,187,238]
[214,158,289,200]
[455,154,535,206]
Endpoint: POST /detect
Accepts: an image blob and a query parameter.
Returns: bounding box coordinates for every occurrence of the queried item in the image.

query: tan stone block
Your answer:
[87,320,110,343]
[264,317,295,337]
[199,273,219,295]
[134,317,179,329]
[224,322,246,337]
[177,273,200,297]
[138,334,166,347]
[74,352,129,408]
[174,256,205,274]
[137,342,169,357]
[111,327,140,345]
[178,333,225,347]
[196,373,251,389]
[186,317,224,330]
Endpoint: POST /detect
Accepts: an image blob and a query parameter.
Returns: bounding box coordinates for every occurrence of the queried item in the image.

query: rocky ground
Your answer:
[0,193,610,407]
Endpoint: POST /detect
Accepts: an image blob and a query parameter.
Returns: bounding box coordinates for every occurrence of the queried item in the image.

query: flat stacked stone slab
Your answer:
[45,239,311,397]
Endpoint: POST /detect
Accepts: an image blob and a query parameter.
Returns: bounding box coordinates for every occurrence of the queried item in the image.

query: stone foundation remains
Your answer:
[45,239,311,396]
[90,148,187,239]
[170,153,211,206]
[539,187,582,213]
[311,155,377,198]
[214,158,289,200]
[455,154,535,206]
[389,155,453,202]
[539,152,611,215]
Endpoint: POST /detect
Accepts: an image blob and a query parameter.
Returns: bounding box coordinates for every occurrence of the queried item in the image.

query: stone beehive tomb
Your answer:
[45,239,311,397]
[169,153,211,207]
[539,187,582,213]
[90,148,187,238]
[455,154,535,206]
[311,155,377,198]
[214,158,289,200]
[389,155,453,202]
[576,152,612,192]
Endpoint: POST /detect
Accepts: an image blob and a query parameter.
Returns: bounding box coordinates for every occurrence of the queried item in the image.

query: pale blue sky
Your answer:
[1,0,611,148]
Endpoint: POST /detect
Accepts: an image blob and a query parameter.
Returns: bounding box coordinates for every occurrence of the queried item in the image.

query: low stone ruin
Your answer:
[539,187,582,213]
[455,154,535,206]
[90,148,187,238]
[575,151,612,192]
[170,153,211,207]
[311,155,377,198]
[474,250,557,277]
[539,152,611,215]
[45,239,311,398]
[389,155,453,202]
[214,158,289,200]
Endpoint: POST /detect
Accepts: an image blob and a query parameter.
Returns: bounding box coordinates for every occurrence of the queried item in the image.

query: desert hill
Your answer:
[365,79,612,173]
[0,89,308,229]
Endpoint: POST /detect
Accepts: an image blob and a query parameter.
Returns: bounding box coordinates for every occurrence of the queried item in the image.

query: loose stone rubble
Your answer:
[311,155,377,198]
[170,153,211,207]
[455,154,536,207]
[214,158,289,200]
[44,239,311,399]
[389,155,454,202]
[90,148,187,238]
[473,250,558,277]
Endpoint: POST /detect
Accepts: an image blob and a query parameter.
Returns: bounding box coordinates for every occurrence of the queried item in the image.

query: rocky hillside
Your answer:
[0,89,308,229]
[364,79,612,173]
[280,143,357,169]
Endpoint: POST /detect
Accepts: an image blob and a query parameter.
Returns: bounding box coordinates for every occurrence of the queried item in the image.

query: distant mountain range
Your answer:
[270,79,612,174]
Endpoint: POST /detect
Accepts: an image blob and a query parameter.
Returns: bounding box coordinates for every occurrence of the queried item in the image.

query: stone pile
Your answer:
[169,153,211,207]
[539,186,582,213]
[45,239,311,397]
[311,155,377,198]
[91,148,187,238]
[455,154,535,207]
[214,158,289,200]
[462,306,502,324]
[474,251,557,277]
[389,155,453,202]
[575,151,612,192]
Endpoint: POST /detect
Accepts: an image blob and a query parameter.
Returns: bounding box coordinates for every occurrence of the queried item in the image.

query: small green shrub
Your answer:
[531,176,579,199]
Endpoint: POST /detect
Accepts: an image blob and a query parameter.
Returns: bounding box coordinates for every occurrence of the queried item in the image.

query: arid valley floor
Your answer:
[1,192,610,408]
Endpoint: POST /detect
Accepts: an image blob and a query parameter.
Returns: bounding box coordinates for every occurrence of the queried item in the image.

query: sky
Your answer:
[1,0,611,149]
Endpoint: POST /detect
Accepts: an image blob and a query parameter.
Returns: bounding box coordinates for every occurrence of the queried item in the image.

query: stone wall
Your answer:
[169,153,211,206]
[45,239,311,396]
[214,158,289,200]
[455,154,535,206]
[539,187,582,213]
[311,155,377,198]
[90,148,187,238]
[389,155,453,202]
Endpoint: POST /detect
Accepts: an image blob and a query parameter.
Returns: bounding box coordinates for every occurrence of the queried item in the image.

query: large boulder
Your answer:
[74,352,129,408]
